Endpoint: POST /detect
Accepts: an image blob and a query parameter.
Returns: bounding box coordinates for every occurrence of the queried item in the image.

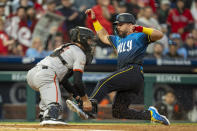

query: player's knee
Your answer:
[112,109,119,118]
[112,102,128,119]
[112,105,123,119]
[112,108,124,119]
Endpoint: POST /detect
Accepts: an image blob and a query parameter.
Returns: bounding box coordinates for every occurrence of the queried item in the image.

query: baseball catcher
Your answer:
[26,26,96,125]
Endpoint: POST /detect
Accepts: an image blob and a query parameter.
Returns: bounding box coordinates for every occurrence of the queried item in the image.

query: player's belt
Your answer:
[130,63,142,66]
[129,64,143,68]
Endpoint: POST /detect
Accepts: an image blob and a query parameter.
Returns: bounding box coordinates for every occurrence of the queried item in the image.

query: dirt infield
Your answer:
[0,123,196,131]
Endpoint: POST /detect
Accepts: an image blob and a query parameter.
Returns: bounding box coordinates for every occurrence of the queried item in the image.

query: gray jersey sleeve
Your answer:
[72,48,86,72]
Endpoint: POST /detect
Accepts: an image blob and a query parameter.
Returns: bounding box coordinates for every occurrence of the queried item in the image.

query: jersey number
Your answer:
[117,40,132,53]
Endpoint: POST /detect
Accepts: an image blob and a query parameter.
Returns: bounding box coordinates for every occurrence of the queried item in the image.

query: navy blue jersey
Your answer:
[108,33,151,69]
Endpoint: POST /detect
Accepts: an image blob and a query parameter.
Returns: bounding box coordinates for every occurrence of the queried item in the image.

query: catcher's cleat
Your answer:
[39,115,43,122]
[40,103,67,125]
[40,118,67,125]
[148,106,170,125]
[39,110,44,122]
[66,99,89,120]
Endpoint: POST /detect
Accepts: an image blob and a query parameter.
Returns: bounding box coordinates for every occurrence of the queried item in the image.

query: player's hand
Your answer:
[85,9,96,20]
[81,95,92,111]
[83,99,92,111]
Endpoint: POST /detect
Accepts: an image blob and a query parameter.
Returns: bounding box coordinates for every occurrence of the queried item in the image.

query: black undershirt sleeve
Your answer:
[60,78,79,98]
[73,71,86,97]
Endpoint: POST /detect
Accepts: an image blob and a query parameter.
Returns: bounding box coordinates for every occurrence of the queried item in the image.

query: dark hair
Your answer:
[117,1,127,7]
[17,6,26,12]
[26,5,34,10]
[144,6,152,11]
[176,0,186,12]
[177,0,185,3]
[165,88,175,96]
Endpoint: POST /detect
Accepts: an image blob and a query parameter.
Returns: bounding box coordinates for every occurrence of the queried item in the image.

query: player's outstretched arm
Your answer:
[73,71,92,111]
[133,25,163,42]
[85,9,111,45]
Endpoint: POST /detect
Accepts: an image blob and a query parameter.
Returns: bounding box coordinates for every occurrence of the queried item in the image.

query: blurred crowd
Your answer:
[155,88,186,120]
[154,86,197,121]
[0,0,197,59]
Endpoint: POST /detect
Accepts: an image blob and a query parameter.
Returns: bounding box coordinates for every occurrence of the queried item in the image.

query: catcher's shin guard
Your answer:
[40,103,67,125]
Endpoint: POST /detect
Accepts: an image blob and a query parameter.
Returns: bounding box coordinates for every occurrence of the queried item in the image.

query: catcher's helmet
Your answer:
[113,13,136,25]
[70,26,95,64]
[70,26,95,51]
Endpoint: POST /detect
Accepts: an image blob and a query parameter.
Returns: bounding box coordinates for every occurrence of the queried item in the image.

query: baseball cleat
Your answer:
[66,99,89,120]
[39,111,44,122]
[148,106,170,125]
[40,119,67,126]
